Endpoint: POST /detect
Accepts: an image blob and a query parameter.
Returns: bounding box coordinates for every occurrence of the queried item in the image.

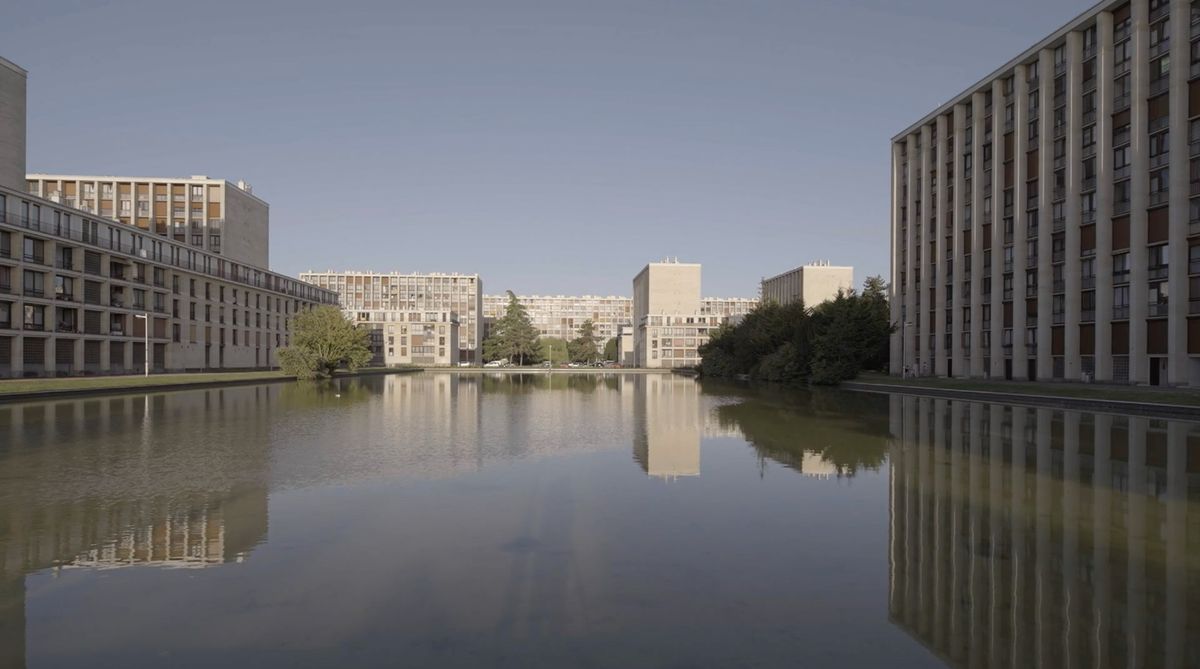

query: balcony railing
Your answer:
[1114,128,1131,147]
[1191,300,1200,315]
[23,287,44,298]
[1053,279,1065,292]
[1081,309,1095,322]
[1053,217,1066,232]
[1083,143,1096,160]
[1082,209,1096,223]
[1028,255,1039,268]
[1149,190,1170,207]
[55,291,75,302]
[1113,305,1130,319]
[1027,285,1039,297]
[1114,269,1131,283]
[1149,39,1171,59]
[1114,200,1131,215]
[1150,2,1170,22]
[1082,276,1096,289]
[1149,264,1170,280]
[1149,302,1170,317]
[1150,152,1170,169]
[1053,312,1065,324]
[1114,92,1131,111]
[1148,115,1170,134]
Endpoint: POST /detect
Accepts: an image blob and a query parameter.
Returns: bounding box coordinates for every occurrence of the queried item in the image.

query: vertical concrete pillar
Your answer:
[936,116,950,377]
[952,105,967,378]
[891,143,905,375]
[1129,0,1150,384]
[905,135,919,373]
[1096,11,1116,381]
[921,124,934,373]
[1167,0,1190,385]
[1065,32,1084,380]
[991,80,1007,378]
[1037,50,1055,380]
[971,93,987,377]
[1014,67,1031,379]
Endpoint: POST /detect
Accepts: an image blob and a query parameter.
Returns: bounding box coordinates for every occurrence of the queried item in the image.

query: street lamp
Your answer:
[134,313,149,377]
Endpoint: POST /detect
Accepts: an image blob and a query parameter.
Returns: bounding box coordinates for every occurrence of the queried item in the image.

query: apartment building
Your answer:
[0,57,337,377]
[299,271,483,362]
[892,0,1200,385]
[631,259,728,368]
[482,294,632,344]
[356,310,460,367]
[761,262,854,307]
[25,174,268,268]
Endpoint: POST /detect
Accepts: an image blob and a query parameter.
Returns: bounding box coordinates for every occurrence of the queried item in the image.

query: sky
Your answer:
[3,0,1088,298]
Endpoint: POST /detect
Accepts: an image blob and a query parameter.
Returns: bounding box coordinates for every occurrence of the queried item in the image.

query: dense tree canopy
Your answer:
[277,306,373,379]
[603,337,619,362]
[698,277,892,385]
[483,291,541,365]
[568,320,601,363]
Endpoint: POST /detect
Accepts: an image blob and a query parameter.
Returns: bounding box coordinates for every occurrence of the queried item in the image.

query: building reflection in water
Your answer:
[633,375,702,479]
[0,391,274,669]
[887,395,1200,669]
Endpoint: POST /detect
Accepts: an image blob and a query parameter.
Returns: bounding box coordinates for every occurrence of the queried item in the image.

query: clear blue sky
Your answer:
[4,0,1085,297]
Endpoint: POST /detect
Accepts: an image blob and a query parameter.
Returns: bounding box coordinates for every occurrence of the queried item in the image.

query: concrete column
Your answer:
[991,80,1006,378]
[1037,50,1055,380]
[1129,0,1150,384]
[971,92,987,377]
[936,115,950,377]
[1014,67,1031,379]
[905,135,919,373]
[891,143,905,375]
[1167,0,1190,385]
[1065,32,1084,380]
[11,333,22,376]
[1096,12,1116,381]
[921,124,934,372]
[952,105,967,378]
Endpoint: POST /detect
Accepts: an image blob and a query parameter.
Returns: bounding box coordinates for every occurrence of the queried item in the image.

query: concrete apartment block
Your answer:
[0,58,26,193]
[26,175,269,268]
[892,0,1200,385]
[761,262,854,307]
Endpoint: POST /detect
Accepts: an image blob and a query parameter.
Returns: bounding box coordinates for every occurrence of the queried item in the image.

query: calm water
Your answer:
[0,373,1197,668]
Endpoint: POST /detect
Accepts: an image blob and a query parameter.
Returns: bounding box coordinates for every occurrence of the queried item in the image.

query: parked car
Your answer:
[484,360,506,368]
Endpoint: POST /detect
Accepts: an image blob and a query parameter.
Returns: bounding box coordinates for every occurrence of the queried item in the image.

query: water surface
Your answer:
[0,372,1196,668]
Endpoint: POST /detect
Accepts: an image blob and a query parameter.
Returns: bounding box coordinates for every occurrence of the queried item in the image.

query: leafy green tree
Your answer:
[603,337,618,362]
[568,319,600,363]
[538,337,571,365]
[482,291,541,365]
[277,306,373,379]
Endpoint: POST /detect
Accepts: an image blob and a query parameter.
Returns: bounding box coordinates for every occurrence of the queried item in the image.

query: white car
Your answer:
[484,360,506,368]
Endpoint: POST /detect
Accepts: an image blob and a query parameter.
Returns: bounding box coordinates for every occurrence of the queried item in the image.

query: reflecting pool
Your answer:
[0,372,1196,668]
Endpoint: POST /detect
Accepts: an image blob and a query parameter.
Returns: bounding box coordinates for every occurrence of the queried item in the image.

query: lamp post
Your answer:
[134,313,149,377]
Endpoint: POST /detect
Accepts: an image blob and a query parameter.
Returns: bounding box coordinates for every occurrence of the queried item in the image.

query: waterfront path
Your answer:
[846,372,1200,418]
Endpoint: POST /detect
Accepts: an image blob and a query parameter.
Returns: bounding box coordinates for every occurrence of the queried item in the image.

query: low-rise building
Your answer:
[357,311,460,367]
[761,262,854,307]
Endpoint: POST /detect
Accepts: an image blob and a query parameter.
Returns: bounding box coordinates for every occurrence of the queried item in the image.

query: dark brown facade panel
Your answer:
[1026,150,1039,178]
[1112,321,1130,355]
[1148,206,1169,243]
[1188,317,1200,354]
[1004,162,1014,188]
[1051,326,1064,355]
[1080,324,1095,355]
[1113,108,1131,128]
[1147,319,1168,356]
[1112,3,1130,22]
[1081,224,1096,251]
[1004,133,1013,157]
[1148,93,1169,121]
[1113,216,1131,250]
[983,224,992,250]
[1190,80,1200,117]
[1004,301,1013,327]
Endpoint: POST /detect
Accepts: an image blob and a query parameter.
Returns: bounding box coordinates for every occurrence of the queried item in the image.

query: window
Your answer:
[1149,244,1169,268]
[1114,252,1131,281]
[23,304,45,330]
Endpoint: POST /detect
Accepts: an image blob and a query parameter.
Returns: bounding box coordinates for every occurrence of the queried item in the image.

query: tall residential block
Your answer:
[761,262,854,307]
[26,174,268,268]
[892,0,1200,385]
[631,259,725,368]
[0,58,25,193]
[299,271,483,362]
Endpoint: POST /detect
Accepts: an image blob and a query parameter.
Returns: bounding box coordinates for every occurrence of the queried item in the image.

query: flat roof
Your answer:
[892,0,1111,142]
[762,264,854,283]
[27,173,269,207]
[0,56,27,77]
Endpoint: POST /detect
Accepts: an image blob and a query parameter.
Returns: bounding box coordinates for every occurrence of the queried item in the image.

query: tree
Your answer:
[603,337,619,362]
[277,306,373,379]
[538,337,571,365]
[568,319,600,363]
[482,291,541,365]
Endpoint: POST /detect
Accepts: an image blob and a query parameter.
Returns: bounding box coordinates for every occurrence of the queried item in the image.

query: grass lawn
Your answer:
[853,371,1200,407]
[0,367,412,396]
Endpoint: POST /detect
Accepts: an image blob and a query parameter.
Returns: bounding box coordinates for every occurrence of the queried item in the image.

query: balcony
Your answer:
[1192,181,1200,197]
[1053,217,1066,233]
[1149,264,1170,280]
[22,321,44,332]
[1082,276,1096,289]
[55,290,75,302]
[1149,190,1170,208]
[1149,39,1171,59]
[1028,255,1040,268]
[1083,143,1096,160]
[23,286,44,299]
[1053,279,1065,293]
[1114,200,1131,215]
[1053,312,1065,324]
[1114,270,1131,284]
[22,253,45,266]
[55,322,77,334]
[1150,2,1169,22]
[1028,134,1040,150]
[0,281,9,295]
[1191,259,1200,274]
[1083,109,1096,125]
[1114,92,1131,111]
[55,258,75,271]
[1149,302,1170,317]
[1004,289,1014,300]
[1113,305,1130,319]
[1150,152,1170,169]
[1149,115,1170,135]
[1054,123,1067,139]
[1082,209,1096,223]
[1114,128,1131,147]
[1026,285,1039,297]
